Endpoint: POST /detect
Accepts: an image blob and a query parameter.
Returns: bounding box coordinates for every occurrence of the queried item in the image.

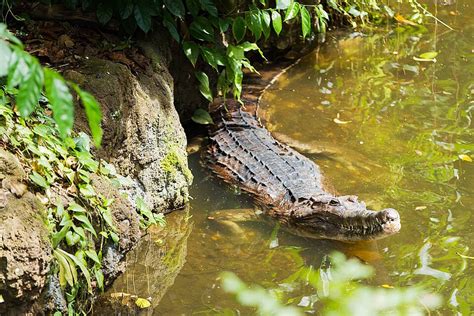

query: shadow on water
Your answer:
[102,0,473,314]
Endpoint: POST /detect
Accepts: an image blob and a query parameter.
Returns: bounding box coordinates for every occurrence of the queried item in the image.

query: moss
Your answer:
[160,146,193,185]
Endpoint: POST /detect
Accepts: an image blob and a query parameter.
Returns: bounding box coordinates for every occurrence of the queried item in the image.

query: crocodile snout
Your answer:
[380,208,401,235]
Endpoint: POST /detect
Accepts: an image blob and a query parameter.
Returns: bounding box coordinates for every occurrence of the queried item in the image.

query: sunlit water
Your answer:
[104,1,474,314]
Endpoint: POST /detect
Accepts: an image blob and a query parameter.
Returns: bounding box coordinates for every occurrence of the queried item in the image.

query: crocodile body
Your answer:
[207,99,400,241]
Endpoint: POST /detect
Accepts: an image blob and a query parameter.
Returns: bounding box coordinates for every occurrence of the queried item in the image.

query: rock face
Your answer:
[65,34,192,214]
[0,150,53,313]
[89,173,142,282]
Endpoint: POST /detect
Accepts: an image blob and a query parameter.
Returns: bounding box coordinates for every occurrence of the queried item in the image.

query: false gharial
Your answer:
[206,99,401,242]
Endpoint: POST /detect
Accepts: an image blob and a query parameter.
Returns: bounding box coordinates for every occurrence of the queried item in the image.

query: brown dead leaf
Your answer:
[108,51,134,67]
[58,34,75,48]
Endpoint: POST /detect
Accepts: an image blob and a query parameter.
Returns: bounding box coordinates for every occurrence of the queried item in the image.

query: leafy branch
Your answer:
[50,0,395,102]
[0,23,103,146]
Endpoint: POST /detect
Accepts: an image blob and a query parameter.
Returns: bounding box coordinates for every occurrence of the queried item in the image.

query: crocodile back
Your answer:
[207,100,325,209]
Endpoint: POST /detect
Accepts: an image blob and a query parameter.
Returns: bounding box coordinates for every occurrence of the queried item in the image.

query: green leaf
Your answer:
[276,0,291,10]
[195,71,213,102]
[65,231,81,246]
[0,23,23,47]
[54,249,77,288]
[186,0,200,16]
[0,40,11,77]
[56,202,65,218]
[183,41,200,66]
[190,16,215,42]
[76,151,99,172]
[247,10,262,41]
[199,0,218,17]
[201,46,224,71]
[52,220,73,248]
[164,0,185,18]
[134,4,152,32]
[110,231,119,243]
[74,250,88,267]
[30,171,49,188]
[99,206,116,230]
[219,18,232,33]
[240,42,264,54]
[232,16,246,43]
[58,248,93,293]
[260,10,271,39]
[227,45,245,60]
[327,0,341,12]
[85,249,101,264]
[74,132,91,152]
[153,213,166,227]
[16,57,43,117]
[300,6,311,39]
[217,69,228,96]
[68,202,87,213]
[60,212,72,226]
[284,2,300,21]
[95,269,104,290]
[119,0,134,19]
[73,213,97,237]
[44,69,74,138]
[192,108,214,125]
[271,10,282,35]
[7,48,29,89]
[96,2,113,25]
[233,67,243,99]
[163,11,180,42]
[72,85,103,147]
[315,5,328,33]
[72,226,86,240]
[79,183,95,197]
[419,51,438,60]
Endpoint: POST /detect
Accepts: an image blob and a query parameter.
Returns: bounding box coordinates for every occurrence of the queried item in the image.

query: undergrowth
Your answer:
[0,91,163,313]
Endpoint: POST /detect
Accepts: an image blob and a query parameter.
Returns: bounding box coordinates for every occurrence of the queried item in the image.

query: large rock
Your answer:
[65,39,192,213]
[0,150,53,313]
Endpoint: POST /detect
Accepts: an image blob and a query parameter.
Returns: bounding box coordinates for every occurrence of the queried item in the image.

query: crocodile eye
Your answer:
[329,199,340,206]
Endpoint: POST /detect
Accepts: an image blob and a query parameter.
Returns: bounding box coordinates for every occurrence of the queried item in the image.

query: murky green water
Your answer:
[105,1,474,314]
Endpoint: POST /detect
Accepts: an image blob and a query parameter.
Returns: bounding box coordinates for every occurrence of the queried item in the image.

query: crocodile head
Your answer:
[285,195,401,241]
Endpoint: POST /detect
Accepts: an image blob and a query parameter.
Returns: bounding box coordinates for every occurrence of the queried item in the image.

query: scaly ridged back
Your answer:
[207,101,325,210]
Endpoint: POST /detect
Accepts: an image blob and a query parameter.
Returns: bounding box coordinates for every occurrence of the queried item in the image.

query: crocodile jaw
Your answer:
[286,197,401,241]
[336,208,401,241]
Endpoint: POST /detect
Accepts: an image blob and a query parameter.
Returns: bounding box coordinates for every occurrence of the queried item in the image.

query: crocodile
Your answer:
[206,98,401,241]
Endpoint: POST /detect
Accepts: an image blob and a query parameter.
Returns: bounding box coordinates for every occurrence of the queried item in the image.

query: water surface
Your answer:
[109,1,474,314]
